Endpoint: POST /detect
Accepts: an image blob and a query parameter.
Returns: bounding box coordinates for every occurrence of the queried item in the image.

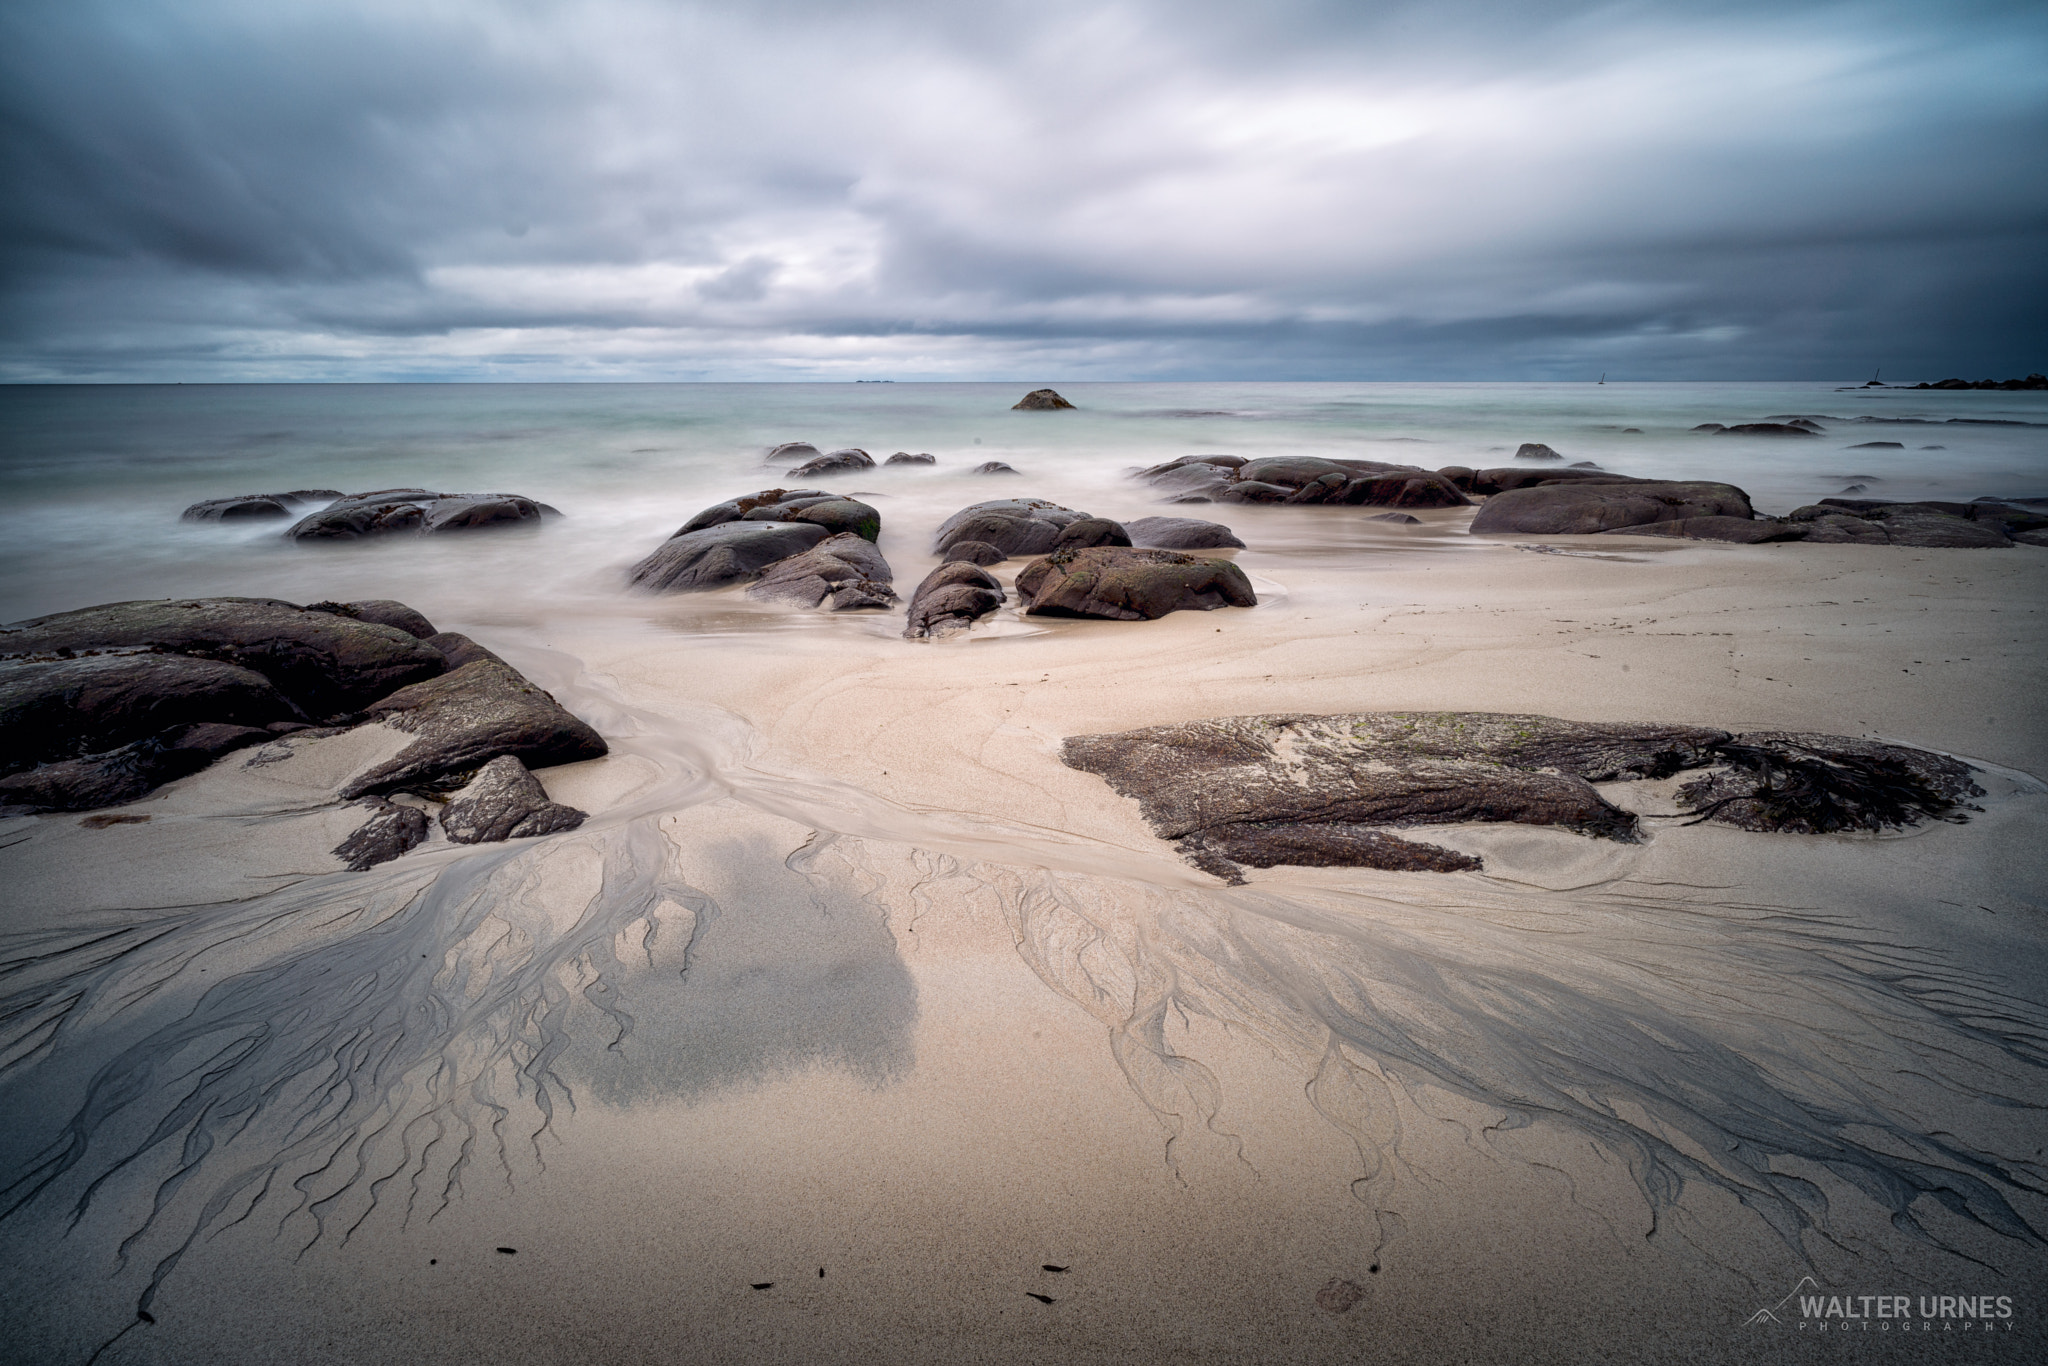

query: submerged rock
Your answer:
[790,448,875,476]
[885,452,936,465]
[1012,388,1075,410]
[1470,481,1754,535]
[974,461,1021,475]
[1714,423,1818,437]
[438,755,587,844]
[746,533,897,610]
[1122,516,1245,550]
[1514,443,1564,461]
[766,441,821,463]
[1015,546,1256,621]
[904,562,1005,639]
[286,490,550,540]
[340,659,608,798]
[1135,454,1468,509]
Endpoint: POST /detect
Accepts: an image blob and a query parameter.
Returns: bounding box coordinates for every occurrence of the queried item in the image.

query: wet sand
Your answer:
[2,527,2045,1364]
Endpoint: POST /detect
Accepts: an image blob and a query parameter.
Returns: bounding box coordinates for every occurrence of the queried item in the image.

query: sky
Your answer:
[1,0,2044,382]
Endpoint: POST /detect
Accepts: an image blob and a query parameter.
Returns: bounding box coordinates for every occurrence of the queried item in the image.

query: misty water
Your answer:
[2,381,2045,1357]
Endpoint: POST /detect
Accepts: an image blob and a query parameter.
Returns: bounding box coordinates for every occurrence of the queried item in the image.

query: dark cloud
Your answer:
[1,0,2044,380]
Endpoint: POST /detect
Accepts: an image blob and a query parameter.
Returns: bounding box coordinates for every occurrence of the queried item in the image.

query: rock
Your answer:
[1469,481,1754,535]
[285,490,549,540]
[1122,516,1245,550]
[935,498,1091,556]
[1468,467,1646,495]
[1368,512,1421,525]
[746,533,897,610]
[1,653,294,776]
[0,597,448,719]
[1598,516,1804,544]
[627,520,832,592]
[1785,502,2015,548]
[1870,511,2013,548]
[1621,428,1642,434]
[904,562,1005,639]
[1847,441,1904,449]
[775,497,881,542]
[1435,465,1475,491]
[1012,389,1075,410]
[1797,513,1890,544]
[437,755,587,844]
[1015,546,1256,621]
[1675,732,1981,833]
[1713,424,1818,437]
[1141,455,1468,509]
[885,452,936,465]
[789,448,874,476]
[1906,374,2048,391]
[340,659,608,798]
[1514,443,1563,461]
[1214,481,1294,503]
[423,632,506,670]
[333,799,430,870]
[1692,423,1726,432]
[305,599,439,640]
[182,495,295,522]
[1060,712,1730,883]
[942,540,1007,565]
[678,487,835,534]
[766,442,821,463]
[2015,530,2048,547]
[1052,517,1131,549]
[975,461,1020,475]
[1568,461,1603,469]
[0,721,273,814]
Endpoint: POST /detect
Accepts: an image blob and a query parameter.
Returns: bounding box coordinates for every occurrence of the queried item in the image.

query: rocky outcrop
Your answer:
[790,448,874,476]
[934,498,1092,556]
[182,490,343,522]
[340,658,608,799]
[437,755,587,844]
[1122,516,1245,550]
[1784,501,2022,548]
[1469,481,1754,535]
[885,452,936,465]
[628,520,833,592]
[1,597,448,718]
[746,533,897,610]
[333,799,430,870]
[1015,546,1256,621]
[1462,467,1646,496]
[1135,454,1469,508]
[1060,712,1972,882]
[285,490,551,540]
[904,562,1005,639]
[1012,389,1075,410]
[1906,374,2048,391]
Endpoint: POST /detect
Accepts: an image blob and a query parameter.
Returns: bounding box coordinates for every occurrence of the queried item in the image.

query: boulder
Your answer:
[975,461,1021,475]
[182,495,294,522]
[904,562,1005,639]
[1,653,294,776]
[1598,516,1804,544]
[885,452,936,465]
[746,533,897,610]
[1514,443,1563,461]
[1012,389,1075,410]
[678,487,835,534]
[1469,467,1647,495]
[935,498,1091,556]
[340,658,608,798]
[438,755,587,844]
[1797,514,1890,544]
[285,490,549,540]
[2015,530,2048,548]
[789,448,874,476]
[771,497,880,542]
[1140,455,1468,509]
[1692,423,1726,432]
[1060,712,1729,882]
[1436,466,1475,491]
[1122,516,1245,550]
[305,599,439,640]
[1469,481,1754,535]
[424,632,506,670]
[333,799,430,870]
[1052,517,1132,550]
[1786,503,2015,548]
[942,540,1007,565]
[1848,441,1904,449]
[0,597,448,719]
[627,520,832,592]
[1015,546,1256,621]
[766,442,821,463]
[0,721,273,814]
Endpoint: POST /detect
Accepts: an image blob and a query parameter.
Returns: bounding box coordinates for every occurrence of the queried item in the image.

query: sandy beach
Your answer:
[4,505,2043,1364]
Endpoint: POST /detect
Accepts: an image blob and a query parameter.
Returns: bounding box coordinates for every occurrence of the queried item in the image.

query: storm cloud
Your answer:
[2,0,2044,380]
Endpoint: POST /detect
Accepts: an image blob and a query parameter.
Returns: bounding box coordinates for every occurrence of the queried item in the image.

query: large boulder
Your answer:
[285,490,549,540]
[1136,455,1468,509]
[790,448,875,476]
[904,562,1005,639]
[1061,713,1727,882]
[1123,516,1245,550]
[766,441,821,463]
[677,487,834,534]
[1013,389,1075,410]
[1015,546,1256,621]
[0,597,448,719]
[340,659,608,798]
[942,540,1007,565]
[934,498,1092,556]
[746,533,897,610]
[438,755,588,844]
[627,521,832,592]
[1,653,294,776]
[1468,467,1648,495]
[1786,502,2015,548]
[1469,481,1754,535]
[885,452,936,465]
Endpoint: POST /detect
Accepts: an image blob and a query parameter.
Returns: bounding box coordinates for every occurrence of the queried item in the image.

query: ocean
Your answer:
[3,380,2044,628]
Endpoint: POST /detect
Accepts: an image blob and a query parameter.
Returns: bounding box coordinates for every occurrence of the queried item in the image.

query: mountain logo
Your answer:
[1746,1276,1820,1326]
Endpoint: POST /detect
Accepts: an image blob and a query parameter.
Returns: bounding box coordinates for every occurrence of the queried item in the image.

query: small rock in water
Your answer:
[790,448,875,476]
[1514,443,1564,461]
[1011,388,1075,410]
[975,461,1020,475]
[885,452,936,465]
[1368,512,1420,524]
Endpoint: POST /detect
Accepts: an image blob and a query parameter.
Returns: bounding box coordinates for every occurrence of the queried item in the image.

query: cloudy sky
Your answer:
[2,0,2043,382]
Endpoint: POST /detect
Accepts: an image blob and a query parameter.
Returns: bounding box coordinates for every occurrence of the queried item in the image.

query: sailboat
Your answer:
[1597,373,1606,384]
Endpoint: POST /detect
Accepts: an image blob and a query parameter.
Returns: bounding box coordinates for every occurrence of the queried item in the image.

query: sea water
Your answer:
[2,380,2044,626]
